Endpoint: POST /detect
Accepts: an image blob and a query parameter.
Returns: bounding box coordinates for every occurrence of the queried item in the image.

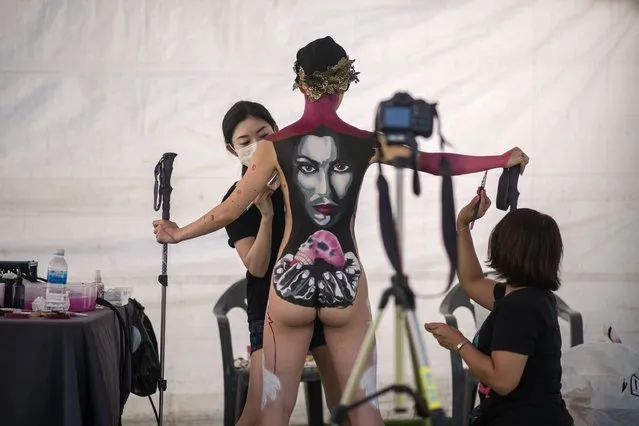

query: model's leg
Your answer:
[236,349,263,426]
[259,307,314,426]
[310,321,352,426]
[235,320,265,426]
[323,322,381,426]
[319,282,383,426]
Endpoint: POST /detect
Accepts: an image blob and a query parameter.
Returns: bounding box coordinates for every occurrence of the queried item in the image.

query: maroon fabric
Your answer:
[418,151,510,176]
[266,95,372,142]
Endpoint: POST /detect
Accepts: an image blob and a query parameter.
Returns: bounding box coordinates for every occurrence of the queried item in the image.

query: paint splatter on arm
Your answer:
[177,141,277,242]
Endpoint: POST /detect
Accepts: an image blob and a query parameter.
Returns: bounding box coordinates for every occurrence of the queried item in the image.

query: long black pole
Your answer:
[153,152,177,426]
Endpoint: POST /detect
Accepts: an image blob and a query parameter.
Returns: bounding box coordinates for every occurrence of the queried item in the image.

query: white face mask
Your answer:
[236,142,257,167]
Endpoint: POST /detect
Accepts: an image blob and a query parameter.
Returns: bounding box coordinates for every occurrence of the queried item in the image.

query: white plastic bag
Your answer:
[562,342,639,426]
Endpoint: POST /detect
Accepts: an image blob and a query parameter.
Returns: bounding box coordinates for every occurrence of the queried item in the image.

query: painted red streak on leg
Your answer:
[267,311,277,373]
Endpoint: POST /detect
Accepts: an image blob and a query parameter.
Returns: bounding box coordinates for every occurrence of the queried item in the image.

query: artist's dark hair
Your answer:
[221,101,277,147]
[487,208,563,291]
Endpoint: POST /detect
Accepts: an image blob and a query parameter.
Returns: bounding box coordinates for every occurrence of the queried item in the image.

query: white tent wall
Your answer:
[1,0,637,423]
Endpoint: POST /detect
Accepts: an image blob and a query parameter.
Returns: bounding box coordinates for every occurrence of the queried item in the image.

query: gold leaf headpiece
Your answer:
[293,57,360,102]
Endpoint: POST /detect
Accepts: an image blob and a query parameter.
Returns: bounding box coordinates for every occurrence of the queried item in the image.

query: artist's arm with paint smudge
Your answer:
[153,141,277,244]
[372,134,530,176]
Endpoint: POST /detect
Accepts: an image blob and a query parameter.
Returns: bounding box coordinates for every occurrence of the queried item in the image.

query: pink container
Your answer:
[24,282,47,311]
[68,282,97,312]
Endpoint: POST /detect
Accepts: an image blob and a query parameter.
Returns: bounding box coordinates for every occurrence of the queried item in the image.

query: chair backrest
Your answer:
[213,278,248,317]
[213,278,248,394]
[439,271,495,323]
[439,282,476,320]
[554,293,584,347]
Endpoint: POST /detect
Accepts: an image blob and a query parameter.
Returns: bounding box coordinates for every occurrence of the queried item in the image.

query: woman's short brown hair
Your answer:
[487,208,563,291]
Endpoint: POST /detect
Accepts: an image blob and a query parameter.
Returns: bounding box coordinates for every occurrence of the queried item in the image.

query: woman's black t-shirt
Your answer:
[222,182,285,322]
[471,284,574,426]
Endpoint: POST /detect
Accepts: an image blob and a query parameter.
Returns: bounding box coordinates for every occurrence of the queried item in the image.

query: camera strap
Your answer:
[375,116,457,296]
[375,162,404,277]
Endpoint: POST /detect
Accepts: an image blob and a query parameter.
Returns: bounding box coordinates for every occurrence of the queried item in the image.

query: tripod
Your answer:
[330,150,448,426]
[393,166,408,414]
[153,152,178,426]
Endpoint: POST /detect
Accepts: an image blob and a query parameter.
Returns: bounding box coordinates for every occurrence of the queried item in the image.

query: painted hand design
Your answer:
[273,230,361,308]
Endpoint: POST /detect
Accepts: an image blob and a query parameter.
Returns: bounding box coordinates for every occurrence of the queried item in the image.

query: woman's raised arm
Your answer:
[153,141,277,244]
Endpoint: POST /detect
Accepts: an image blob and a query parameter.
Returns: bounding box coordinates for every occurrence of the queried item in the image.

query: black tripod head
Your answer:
[154,153,178,220]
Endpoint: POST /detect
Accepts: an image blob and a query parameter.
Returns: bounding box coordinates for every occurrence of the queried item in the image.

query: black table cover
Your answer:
[0,309,127,426]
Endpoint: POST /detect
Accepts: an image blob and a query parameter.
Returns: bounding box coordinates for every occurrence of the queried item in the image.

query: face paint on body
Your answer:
[294,135,353,227]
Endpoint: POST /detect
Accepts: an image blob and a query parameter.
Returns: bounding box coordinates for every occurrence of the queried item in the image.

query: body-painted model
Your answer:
[153,36,529,426]
[220,101,346,426]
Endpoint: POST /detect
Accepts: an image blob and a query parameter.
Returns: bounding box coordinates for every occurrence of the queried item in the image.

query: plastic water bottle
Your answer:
[94,269,104,299]
[12,274,25,310]
[46,249,69,311]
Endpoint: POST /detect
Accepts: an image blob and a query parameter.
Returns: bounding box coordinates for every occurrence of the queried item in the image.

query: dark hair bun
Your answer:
[295,36,348,75]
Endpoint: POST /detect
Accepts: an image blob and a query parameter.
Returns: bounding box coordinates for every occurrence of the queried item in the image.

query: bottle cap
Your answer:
[54,249,65,256]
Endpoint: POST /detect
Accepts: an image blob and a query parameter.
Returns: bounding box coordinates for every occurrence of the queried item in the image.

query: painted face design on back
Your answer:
[294,135,353,227]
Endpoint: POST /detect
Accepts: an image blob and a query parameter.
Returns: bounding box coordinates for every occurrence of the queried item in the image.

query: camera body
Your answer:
[376,92,437,144]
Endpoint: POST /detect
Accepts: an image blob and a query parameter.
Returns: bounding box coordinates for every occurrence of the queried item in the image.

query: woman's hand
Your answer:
[504,147,530,174]
[153,219,183,244]
[424,322,469,351]
[254,190,274,219]
[457,189,491,227]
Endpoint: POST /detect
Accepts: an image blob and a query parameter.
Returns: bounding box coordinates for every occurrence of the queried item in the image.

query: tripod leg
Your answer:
[405,310,447,425]
[331,307,385,425]
[394,305,408,413]
[405,318,424,398]
[394,168,408,413]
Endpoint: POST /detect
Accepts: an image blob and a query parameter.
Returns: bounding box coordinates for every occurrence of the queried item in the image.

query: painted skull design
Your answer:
[273,230,361,308]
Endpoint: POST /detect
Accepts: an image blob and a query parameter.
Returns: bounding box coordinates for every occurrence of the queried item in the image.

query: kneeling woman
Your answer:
[425,190,574,426]
[220,101,345,426]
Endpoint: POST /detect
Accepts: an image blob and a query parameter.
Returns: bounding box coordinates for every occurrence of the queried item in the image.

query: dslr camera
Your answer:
[375,92,438,145]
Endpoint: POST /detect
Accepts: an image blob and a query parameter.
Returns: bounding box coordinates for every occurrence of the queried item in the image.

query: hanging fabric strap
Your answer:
[375,110,457,296]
